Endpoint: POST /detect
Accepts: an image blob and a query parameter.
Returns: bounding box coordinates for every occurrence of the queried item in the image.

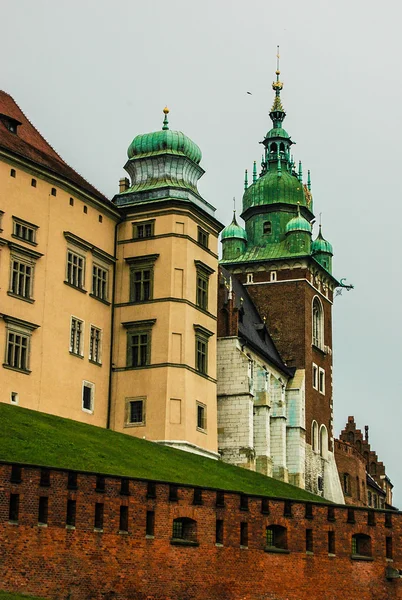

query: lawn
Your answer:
[0,403,324,502]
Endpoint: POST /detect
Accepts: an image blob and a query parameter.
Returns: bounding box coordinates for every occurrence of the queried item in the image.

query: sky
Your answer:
[2,0,401,504]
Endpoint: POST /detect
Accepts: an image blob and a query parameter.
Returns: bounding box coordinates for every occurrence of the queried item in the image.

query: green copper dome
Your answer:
[127,108,202,164]
[312,227,333,254]
[266,126,290,139]
[285,211,312,234]
[243,168,306,212]
[221,214,247,241]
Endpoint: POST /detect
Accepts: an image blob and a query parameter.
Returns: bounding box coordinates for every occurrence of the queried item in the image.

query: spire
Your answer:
[253,161,257,183]
[162,106,169,130]
[298,160,303,182]
[233,196,236,217]
[244,169,248,191]
[307,169,311,191]
[270,46,285,127]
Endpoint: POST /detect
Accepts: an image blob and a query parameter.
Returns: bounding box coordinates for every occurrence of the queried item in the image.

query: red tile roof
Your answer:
[0,91,110,204]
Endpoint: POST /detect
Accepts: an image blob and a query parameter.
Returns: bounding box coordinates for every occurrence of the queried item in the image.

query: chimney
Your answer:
[365,425,369,442]
[119,177,129,193]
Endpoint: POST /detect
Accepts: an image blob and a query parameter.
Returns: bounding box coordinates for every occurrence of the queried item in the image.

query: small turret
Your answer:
[312,225,333,273]
[221,201,247,260]
[285,204,312,254]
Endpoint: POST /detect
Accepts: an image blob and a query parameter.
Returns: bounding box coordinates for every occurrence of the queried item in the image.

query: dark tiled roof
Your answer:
[0,91,109,204]
[220,266,293,377]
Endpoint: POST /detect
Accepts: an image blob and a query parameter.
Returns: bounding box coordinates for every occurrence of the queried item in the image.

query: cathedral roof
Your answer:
[220,266,294,377]
[0,91,109,204]
[221,212,247,241]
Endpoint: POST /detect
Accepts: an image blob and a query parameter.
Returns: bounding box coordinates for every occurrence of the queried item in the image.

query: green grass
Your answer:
[0,592,44,599]
[0,403,324,502]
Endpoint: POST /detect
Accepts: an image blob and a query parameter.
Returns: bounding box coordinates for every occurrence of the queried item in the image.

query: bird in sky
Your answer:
[246,91,252,95]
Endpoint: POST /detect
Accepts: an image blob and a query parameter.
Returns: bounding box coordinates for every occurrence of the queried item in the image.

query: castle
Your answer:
[0,62,393,509]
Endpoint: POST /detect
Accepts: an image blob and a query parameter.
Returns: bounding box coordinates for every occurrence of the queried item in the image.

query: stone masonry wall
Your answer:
[0,462,402,600]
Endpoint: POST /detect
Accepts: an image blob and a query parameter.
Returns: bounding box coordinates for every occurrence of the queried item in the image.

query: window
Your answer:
[327,507,335,522]
[10,168,16,177]
[10,465,22,484]
[385,513,392,528]
[126,398,145,426]
[216,519,224,545]
[92,265,108,301]
[96,475,105,492]
[0,210,3,231]
[197,402,206,431]
[94,503,104,530]
[320,425,328,459]
[89,326,102,364]
[240,495,249,511]
[266,525,288,550]
[261,498,270,514]
[312,363,318,389]
[311,420,319,452]
[13,218,37,244]
[195,259,215,310]
[66,499,76,527]
[367,511,376,526]
[10,392,19,404]
[193,488,203,505]
[98,215,103,223]
[240,522,248,547]
[305,504,313,519]
[9,493,19,522]
[270,271,277,282]
[386,536,393,559]
[194,325,213,375]
[347,508,355,524]
[31,178,36,187]
[319,368,325,394]
[147,481,156,499]
[172,517,197,544]
[83,205,88,214]
[127,254,159,303]
[306,529,313,553]
[312,297,324,349]
[38,497,48,525]
[69,198,74,206]
[263,221,272,234]
[146,511,155,536]
[40,468,50,487]
[246,273,254,284]
[10,259,33,300]
[133,220,154,239]
[216,491,225,507]
[4,316,38,373]
[70,317,83,356]
[119,506,128,532]
[370,462,377,476]
[51,187,57,196]
[120,478,130,496]
[328,531,335,554]
[67,472,78,490]
[368,491,372,507]
[352,533,371,557]
[66,250,85,289]
[197,227,209,248]
[124,319,155,368]
[82,381,94,413]
[284,501,292,517]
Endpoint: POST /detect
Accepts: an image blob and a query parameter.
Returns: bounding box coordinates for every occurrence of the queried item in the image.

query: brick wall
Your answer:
[335,439,367,506]
[0,462,401,600]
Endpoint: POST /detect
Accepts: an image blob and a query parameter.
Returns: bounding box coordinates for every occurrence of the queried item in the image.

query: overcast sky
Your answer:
[2,0,401,505]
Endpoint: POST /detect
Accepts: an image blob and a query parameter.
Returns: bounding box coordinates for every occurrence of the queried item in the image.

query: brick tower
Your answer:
[220,53,343,501]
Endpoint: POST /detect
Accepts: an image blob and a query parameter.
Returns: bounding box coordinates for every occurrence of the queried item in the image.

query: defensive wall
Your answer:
[0,461,401,600]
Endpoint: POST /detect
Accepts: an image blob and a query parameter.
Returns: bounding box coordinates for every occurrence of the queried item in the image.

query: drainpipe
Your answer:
[107,218,119,429]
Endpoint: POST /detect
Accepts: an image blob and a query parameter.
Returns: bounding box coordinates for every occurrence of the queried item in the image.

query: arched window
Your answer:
[171,517,198,544]
[356,439,362,453]
[312,297,324,349]
[311,421,319,452]
[266,525,287,550]
[356,476,360,501]
[263,221,272,235]
[343,473,350,496]
[351,533,372,557]
[364,451,369,464]
[270,142,277,155]
[347,431,354,443]
[320,425,328,459]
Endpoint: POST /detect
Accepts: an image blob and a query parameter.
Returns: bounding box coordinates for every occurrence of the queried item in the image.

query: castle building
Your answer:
[218,64,344,502]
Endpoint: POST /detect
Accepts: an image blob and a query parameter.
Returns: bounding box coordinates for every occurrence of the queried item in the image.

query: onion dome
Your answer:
[243,168,306,212]
[127,107,202,164]
[312,226,333,254]
[285,208,312,234]
[221,212,247,241]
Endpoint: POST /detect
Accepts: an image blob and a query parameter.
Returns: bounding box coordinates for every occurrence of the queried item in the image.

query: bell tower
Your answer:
[220,51,344,501]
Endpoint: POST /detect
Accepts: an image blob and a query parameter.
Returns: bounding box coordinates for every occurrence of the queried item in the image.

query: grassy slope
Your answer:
[0,403,324,502]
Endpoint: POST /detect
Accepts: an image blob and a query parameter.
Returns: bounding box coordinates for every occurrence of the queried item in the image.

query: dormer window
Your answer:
[0,114,21,135]
[263,221,272,235]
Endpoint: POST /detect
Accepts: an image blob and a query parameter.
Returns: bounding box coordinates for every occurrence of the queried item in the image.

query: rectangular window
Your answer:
[89,326,102,364]
[240,522,248,547]
[9,493,19,522]
[216,519,224,545]
[240,495,249,511]
[197,227,209,248]
[147,482,156,499]
[306,529,313,552]
[128,331,150,367]
[66,250,85,289]
[386,536,393,559]
[133,220,154,239]
[131,269,151,302]
[216,491,225,507]
[92,265,108,301]
[196,273,208,310]
[319,368,325,394]
[120,478,130,496]
[38,496,48,525]
[82,381,94,413]
[40,468,51,487]
[96,475,105,492]
[67,472,78,490]
[10,465,22,483]
[10,259,33,299]
[312,363,318,389]
[169,485,178,502]
[126,398,145,426]
[13,218,37,244]
[197,402,206,431]
[70,317,83,356]
[94,503,104,530]
[6,330,30,372]
[328,531,335,554]
[66,499,76,527]
[146,510,155,536]
[196,338,207,373]
[119,506,128,532]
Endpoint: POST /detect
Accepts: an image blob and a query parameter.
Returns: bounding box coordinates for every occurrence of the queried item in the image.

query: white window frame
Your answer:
[66,248,86,289]
[89,325,102,364]
[311,420,319,452]
[70,316,84,357]
[246,273,254,284]
[312,363,318,390]
[92,263,108,301]
[125,397,146,427]
[82,380,95,414]
[312,296,324,349]
[9,255,35,300]
[270,271,277,282]
[318,367,325,394]
[12,217,38,245]
[10,391,19,404]
[196,401,207,432]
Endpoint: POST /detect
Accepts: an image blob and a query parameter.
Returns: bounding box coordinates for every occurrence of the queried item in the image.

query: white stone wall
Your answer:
[285,370,305,487]
[305,443,344,503]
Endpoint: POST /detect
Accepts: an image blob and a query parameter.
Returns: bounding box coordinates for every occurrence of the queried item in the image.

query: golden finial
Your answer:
[163,106,169,114]
[272,45,283,92]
